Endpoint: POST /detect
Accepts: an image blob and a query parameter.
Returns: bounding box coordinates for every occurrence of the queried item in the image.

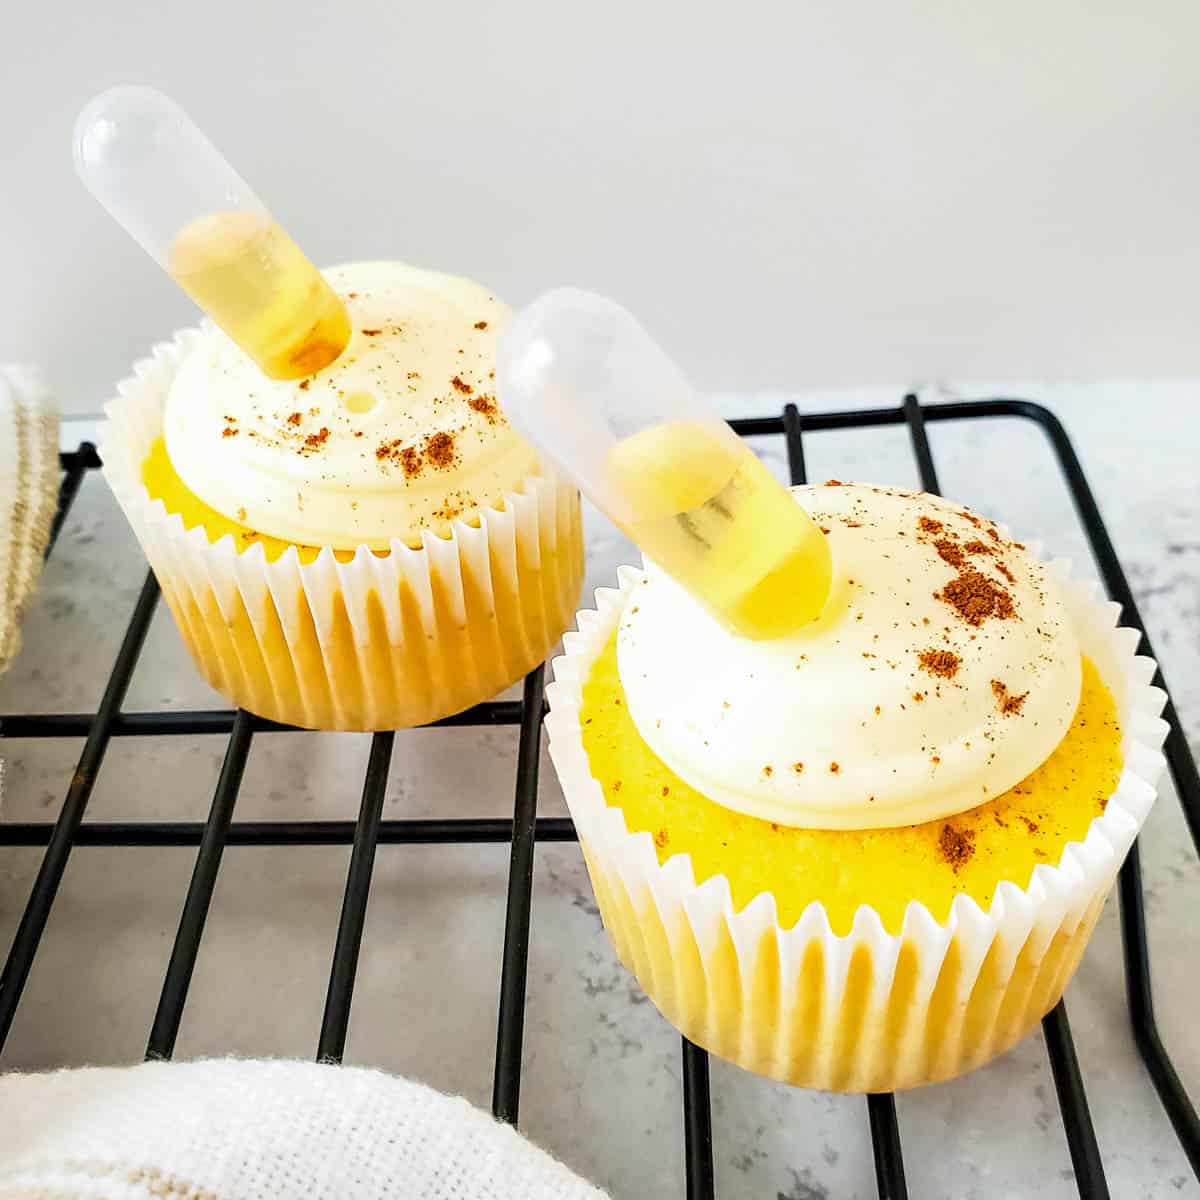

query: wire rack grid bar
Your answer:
[317,730,395,1065]
[0,699,531,738]
[492,666,547,1124]
[147,708,255,1061]
[0,816,579,847]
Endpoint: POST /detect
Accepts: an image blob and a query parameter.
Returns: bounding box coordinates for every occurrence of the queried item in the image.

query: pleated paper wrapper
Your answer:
[101,330,584,731]
[547,559,1167,1092]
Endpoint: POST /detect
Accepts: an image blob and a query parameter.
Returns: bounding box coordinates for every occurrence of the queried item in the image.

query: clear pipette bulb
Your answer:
[497,288,832,638]
[74,85,349,380]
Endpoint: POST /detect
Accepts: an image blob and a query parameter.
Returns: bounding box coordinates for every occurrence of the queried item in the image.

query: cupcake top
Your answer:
[617,483,1082,830]
[163,261,539,549]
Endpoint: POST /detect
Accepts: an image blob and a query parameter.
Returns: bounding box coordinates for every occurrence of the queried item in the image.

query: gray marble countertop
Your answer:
[0,384,1197,1199]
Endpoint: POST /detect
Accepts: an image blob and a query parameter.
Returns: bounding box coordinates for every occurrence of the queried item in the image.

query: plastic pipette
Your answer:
[497,288,832,638]
[74,85,349,380]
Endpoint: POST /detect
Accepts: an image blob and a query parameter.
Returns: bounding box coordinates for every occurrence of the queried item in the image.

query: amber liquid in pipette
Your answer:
[605,422,832,639]
[169,211,350,380]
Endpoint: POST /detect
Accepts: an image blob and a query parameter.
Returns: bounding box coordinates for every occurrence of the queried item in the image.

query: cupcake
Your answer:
[102,261,585,730]
[548,483,1167,1092]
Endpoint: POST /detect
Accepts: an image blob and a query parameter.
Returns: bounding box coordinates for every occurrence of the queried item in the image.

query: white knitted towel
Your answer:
[0,365,59,670]
[0,1059,609,1199]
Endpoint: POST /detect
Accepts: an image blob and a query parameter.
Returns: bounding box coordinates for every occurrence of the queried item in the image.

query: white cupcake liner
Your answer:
[100,330,584,731]
[547,556,1168,1092]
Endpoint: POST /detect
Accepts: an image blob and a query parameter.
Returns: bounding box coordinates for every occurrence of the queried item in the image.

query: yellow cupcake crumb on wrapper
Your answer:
[547,564,1168,1092]
[101,329,584,731]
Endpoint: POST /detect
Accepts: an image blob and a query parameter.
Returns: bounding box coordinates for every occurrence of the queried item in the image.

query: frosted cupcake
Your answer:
[102,262,584,730]
[548,483,1167,1091]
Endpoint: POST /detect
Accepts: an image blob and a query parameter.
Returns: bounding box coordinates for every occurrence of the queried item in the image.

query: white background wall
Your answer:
[6,0,1200,416]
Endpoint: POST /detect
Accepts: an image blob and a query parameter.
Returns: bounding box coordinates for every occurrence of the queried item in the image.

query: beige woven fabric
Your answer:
[0,1059,608,1199]
[0,366,58,670]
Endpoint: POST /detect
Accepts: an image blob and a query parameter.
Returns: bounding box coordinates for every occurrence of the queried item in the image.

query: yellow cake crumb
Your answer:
[142,436,333,563]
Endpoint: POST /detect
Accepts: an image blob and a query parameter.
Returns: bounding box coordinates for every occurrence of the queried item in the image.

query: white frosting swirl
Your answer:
[163,261,539,548]
[618,483,1082,830]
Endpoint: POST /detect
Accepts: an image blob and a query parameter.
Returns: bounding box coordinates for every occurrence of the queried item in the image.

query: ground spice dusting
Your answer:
[362,328,382,336]
[468,393,499,422]
[932,537,966,569]
[918,649,961,679]
[287,412,303,427]
[474,320,489,330]
[829,762,840,774]
[762,765,773,777]
[938,823,975,872]
[964,539,991,555]
[937,569,1015,626]
[991,679,1029,715]
[424,431,457,468]
[654,829,668,849]
[792,762,804,773]
[221,427,237,438]
[824,479,844,487]
[919,516,943,533]
[298,379,311,392]
[994,560,1016,583]
[451,375,473,394]
[399,446,423,477]
[302,427,330,452]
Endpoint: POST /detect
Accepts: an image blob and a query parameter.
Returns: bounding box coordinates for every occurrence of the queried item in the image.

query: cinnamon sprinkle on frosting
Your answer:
[991,679,1029,715]
[938,569,1015,626]
[918,649,961,679]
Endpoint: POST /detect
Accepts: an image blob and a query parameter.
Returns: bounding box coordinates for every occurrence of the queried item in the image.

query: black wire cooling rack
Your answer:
[0,396,1196,1199]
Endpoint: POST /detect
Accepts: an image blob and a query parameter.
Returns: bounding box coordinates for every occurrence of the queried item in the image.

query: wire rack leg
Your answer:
[318,731,394,1064]
[492,667,545,1124]
[0,571,159,1050]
